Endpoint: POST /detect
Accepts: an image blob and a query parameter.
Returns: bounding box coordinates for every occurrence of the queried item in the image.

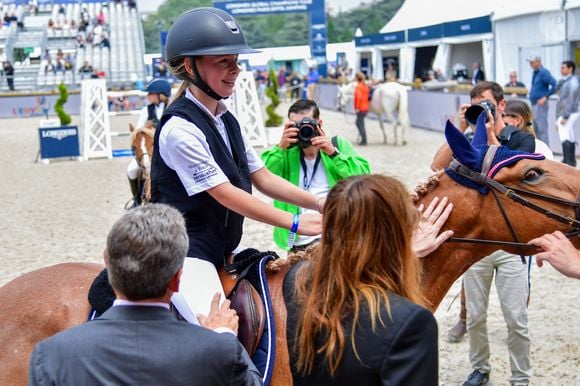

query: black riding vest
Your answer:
[150,97,252,268]
[147,103,161,126]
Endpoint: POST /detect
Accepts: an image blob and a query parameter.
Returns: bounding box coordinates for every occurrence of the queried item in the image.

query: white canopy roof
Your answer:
[380,0,568,33]
[379,0,495,33]
[493,0,561,21]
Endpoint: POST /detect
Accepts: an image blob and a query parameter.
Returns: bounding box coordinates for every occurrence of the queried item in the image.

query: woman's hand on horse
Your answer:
[197,293,239,334]
[298,212,323,236]
[278,121,299,150]
[412,197,454,258]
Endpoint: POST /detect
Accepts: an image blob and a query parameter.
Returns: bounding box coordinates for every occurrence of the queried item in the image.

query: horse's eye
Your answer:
[523,168,544,182]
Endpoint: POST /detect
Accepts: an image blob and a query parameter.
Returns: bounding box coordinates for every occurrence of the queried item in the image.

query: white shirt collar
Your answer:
[185,88,228,120]
[113,299,170,310]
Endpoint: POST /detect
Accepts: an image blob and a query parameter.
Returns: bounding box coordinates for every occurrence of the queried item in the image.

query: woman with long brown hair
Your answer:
[284,174,444,385]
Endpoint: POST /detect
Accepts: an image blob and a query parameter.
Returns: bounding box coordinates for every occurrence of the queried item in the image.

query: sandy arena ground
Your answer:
[0,102,578,385]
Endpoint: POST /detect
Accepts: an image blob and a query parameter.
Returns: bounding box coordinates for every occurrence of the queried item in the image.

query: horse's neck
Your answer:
[420,243,497,311]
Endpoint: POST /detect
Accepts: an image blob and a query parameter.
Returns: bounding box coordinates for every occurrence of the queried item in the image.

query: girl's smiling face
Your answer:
[195,55,240,97]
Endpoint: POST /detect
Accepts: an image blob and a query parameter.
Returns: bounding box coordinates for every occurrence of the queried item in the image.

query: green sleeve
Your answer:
[260,145,287,177]
[325,136,371,183]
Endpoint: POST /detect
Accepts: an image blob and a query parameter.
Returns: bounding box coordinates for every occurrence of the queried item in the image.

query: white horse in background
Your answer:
[337,81,410,145]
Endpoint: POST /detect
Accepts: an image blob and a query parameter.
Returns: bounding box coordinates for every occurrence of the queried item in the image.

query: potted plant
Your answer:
[264,67,284,144]
[37,83,81,163]
[54,83,72,126]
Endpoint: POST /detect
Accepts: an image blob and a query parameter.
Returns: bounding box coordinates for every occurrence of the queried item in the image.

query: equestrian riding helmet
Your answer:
[165,7,259,62]
[144,78,172,97]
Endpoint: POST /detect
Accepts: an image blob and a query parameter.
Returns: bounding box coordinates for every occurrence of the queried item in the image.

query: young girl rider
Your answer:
[127,78,171,207]
[150,7,322,323]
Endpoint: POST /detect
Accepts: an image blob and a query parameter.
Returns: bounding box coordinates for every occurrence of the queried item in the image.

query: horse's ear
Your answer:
[444,119,480,169]
[471,111,488,147]
[129,123,135,133]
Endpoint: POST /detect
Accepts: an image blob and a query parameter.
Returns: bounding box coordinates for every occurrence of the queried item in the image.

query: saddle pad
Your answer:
[445,145,545,194]
[244,255,277,386]
[88,268,115,319]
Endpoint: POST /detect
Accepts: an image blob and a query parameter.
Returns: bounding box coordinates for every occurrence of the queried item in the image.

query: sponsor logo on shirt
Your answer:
[191,161,218,183]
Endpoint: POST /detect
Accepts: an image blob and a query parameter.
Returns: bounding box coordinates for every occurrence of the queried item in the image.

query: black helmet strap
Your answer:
[186,57,226,101]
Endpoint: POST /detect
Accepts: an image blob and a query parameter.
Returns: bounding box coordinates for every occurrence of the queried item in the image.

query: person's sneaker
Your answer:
[447,319,467,343]
[462,370,489,386]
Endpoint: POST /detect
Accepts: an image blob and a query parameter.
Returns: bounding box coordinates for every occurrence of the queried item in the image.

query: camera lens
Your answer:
[465,104,488,126]
[297,117,319,148]
[299,125,315,140]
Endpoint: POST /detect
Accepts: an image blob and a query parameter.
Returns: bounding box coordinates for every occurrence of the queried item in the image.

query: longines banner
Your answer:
[38,126,80,160]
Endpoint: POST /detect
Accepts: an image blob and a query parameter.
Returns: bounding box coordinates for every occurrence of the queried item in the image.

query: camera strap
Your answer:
[300,151,322,191]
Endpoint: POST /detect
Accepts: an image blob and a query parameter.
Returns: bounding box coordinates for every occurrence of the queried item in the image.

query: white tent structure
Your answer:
[354,0,496,82]
[356,0,580,85]
[493,0,572,87]
[238,42,356,75]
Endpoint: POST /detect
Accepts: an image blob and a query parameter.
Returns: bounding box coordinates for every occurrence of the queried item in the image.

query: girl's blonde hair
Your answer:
[167,57,193,105]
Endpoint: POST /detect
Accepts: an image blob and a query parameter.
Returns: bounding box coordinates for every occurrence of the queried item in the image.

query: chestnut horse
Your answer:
[1,135,579,385]
[128,122,155,204]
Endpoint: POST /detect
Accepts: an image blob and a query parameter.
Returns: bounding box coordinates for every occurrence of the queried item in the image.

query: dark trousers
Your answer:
[356,111,367,144]
[6,75,14,91]
[562,140,577,167]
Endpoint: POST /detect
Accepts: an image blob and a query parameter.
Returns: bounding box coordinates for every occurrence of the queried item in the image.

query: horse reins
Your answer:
[445,145,580,261]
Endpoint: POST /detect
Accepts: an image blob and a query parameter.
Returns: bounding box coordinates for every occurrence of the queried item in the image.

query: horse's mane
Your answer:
[129,125,155,143]
[266,244,315,273]
[410,171,442,204]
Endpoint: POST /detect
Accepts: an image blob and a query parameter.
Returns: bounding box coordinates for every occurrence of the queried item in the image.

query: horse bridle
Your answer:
[445,145,580,261]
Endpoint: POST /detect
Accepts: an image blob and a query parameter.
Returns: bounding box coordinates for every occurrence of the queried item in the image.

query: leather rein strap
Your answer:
[445,145,580,258]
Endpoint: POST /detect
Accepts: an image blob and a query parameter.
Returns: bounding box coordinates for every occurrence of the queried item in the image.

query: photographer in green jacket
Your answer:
[261,99,371,251]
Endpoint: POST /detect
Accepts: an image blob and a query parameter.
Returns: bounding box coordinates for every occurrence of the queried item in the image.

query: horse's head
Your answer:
[129,122,155,177]
[415,116,580,309]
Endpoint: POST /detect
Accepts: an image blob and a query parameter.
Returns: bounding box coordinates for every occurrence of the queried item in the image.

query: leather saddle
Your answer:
[219,270,265,357]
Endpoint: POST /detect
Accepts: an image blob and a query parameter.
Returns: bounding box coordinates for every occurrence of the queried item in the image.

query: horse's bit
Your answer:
[445,145,580,260]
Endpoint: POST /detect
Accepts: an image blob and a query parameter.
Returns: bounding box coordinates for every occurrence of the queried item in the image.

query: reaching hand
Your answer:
[297,212,323,236]
[197,293,239,334]
[412,197,454,258]
[529,231,580,279]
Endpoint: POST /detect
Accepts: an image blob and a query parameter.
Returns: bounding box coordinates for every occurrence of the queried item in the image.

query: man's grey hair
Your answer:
[106,204,188,300]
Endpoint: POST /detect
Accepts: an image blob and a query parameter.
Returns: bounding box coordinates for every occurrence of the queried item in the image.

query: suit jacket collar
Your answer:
[99,305,178,322]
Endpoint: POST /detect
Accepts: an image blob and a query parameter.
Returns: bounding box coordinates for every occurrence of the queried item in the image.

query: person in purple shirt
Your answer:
[527,55,557,146]
[277,67,287,102]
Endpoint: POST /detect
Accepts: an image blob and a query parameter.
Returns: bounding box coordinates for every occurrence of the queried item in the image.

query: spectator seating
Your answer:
[1,1,146,92]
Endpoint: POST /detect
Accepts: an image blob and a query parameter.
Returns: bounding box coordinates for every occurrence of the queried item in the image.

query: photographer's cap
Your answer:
[526,55,541,62]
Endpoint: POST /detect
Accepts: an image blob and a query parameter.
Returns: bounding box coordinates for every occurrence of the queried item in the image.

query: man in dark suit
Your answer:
[471,62,485,85]
[28,204,262,386]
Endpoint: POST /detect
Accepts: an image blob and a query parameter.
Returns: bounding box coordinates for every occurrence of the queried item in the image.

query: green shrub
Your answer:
[265,67,283,127]
[54,83,72,126]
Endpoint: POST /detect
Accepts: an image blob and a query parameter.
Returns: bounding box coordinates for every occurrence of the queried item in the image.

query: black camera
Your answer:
[295,117,319,148]
[464,99,496,126]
